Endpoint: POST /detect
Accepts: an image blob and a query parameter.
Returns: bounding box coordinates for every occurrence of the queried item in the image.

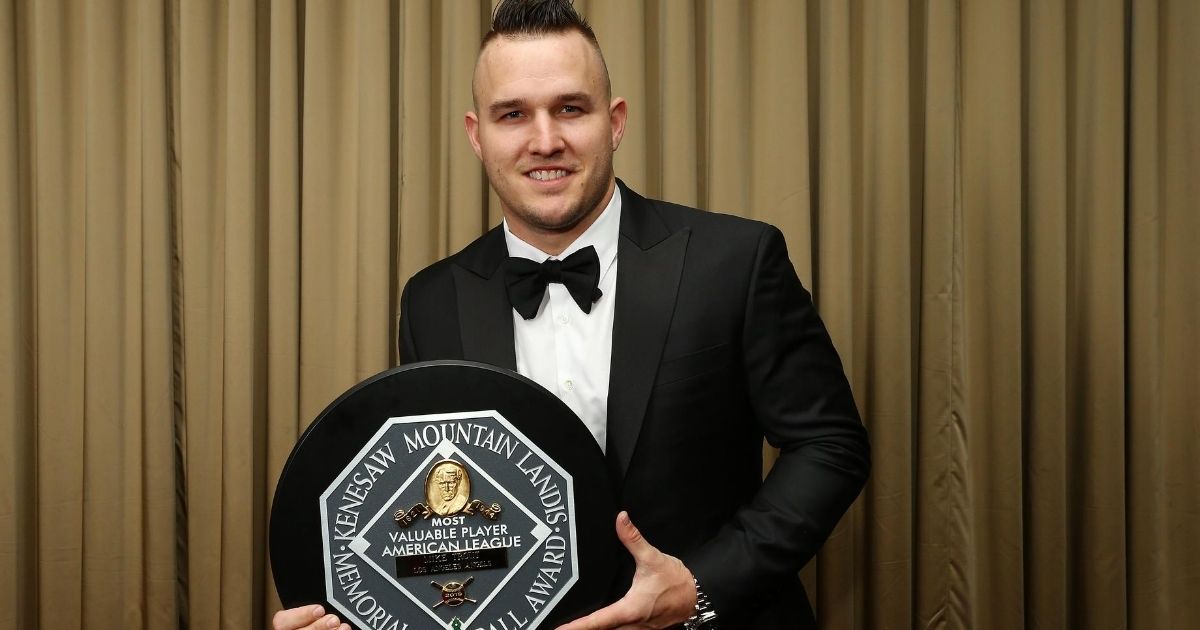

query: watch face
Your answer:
[270,360,620,629]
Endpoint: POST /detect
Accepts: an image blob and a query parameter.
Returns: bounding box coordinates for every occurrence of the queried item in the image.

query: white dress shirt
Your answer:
[502,187,621,451]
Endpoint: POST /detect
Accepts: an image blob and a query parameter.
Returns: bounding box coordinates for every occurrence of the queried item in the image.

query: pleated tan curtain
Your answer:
[2,1,1197,629]
[1,0,178,627]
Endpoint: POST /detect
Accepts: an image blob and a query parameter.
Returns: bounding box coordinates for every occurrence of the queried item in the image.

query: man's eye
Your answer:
[502,111,523,120]
[561,105,581,114]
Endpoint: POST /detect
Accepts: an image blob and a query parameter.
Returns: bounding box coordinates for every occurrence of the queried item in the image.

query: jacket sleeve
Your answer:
[682,225,871,616]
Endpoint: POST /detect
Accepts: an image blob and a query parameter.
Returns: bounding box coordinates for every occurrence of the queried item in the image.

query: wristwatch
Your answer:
[683,577,719,629]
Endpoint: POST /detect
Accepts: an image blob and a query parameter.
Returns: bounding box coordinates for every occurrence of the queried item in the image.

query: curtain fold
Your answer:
[1126,2,1200,629]
[2,1,1197,628]
[262,0,302,621]
[1,0,177,627]
[913,0,958,626]
[0,0,35,625]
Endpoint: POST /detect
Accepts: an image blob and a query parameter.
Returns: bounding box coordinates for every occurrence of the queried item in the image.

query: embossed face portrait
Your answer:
[425,460,471,515]
[436,468,461,501]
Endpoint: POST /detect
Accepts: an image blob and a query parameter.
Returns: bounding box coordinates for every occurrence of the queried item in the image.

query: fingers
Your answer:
[271,605,345,630]
[272,605,323,630]
[555,598,638,630]
[614,511,658,565]
[557,513,694,630]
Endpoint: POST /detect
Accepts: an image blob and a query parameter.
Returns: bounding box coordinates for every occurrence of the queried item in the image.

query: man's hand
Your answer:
[271,604,350,630]
[556,511,698,630]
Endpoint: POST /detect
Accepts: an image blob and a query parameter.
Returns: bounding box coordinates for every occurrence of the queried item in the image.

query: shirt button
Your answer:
[563,379,574,391]
[557,313,569,325]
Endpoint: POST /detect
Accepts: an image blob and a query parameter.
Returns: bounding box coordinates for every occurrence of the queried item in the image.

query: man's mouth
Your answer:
[527,168,570,182]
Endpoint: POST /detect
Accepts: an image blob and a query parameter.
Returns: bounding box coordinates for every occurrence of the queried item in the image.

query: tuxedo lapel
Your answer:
[451,228,517,371]
[447,183,687,481]
[607,182,689,482]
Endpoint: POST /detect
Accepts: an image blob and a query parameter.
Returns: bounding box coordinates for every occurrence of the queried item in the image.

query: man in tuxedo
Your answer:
[275,1,868,629]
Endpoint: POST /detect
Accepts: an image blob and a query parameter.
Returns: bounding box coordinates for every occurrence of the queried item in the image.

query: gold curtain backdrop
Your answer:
[1,1,1197,628]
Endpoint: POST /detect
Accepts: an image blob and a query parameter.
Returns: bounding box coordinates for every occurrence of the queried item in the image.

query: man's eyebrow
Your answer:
[488,98,526,115]
[487,93,596,116]
[557,92,592,104]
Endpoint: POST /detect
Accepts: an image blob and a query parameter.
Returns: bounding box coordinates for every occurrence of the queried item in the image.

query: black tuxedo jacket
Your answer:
[398,181,870,628]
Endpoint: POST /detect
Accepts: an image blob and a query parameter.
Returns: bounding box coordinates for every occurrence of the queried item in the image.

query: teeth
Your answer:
[529,169,567,181]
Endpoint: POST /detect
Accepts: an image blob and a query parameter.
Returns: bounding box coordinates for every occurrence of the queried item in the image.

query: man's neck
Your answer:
[506,181,616,256]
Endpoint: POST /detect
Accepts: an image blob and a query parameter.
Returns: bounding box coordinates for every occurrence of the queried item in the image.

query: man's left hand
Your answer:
[556,511,697,630]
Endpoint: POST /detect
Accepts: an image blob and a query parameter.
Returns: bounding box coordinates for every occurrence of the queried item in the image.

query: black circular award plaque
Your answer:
[271,361,619,630]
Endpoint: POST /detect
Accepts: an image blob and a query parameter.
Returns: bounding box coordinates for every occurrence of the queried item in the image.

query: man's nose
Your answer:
[528,114,565,155]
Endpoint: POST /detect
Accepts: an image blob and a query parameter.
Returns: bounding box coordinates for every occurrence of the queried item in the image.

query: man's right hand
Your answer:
[272,604,350,630]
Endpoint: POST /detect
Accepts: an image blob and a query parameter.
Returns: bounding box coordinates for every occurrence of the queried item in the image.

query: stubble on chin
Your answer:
[506,170,613,236]
[515,200,593,234]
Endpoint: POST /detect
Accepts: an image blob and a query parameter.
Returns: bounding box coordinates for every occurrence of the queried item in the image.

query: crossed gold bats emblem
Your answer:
[431,576,476,609]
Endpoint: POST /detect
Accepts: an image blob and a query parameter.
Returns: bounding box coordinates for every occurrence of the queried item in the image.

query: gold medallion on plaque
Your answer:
[394,459,502,527]
[426,460,471,515]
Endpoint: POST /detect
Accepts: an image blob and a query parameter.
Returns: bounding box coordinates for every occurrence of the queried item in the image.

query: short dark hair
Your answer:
[483,0,600,48]
[477,0,611,98]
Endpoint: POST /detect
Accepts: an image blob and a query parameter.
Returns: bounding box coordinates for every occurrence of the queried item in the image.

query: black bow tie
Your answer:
[504,246,603,320]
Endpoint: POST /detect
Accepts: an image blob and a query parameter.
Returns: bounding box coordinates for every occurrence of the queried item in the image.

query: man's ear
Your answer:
[465,111,484,160]
[609,97,628,151]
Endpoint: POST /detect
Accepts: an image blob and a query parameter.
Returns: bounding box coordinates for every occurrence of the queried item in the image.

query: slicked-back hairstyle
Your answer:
[477,0,611,99]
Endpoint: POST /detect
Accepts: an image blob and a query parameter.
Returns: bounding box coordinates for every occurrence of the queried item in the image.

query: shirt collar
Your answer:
[502,184,622,283]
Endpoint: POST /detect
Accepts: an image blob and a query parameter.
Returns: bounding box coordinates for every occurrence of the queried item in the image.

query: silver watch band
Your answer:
[683,577,718,629]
